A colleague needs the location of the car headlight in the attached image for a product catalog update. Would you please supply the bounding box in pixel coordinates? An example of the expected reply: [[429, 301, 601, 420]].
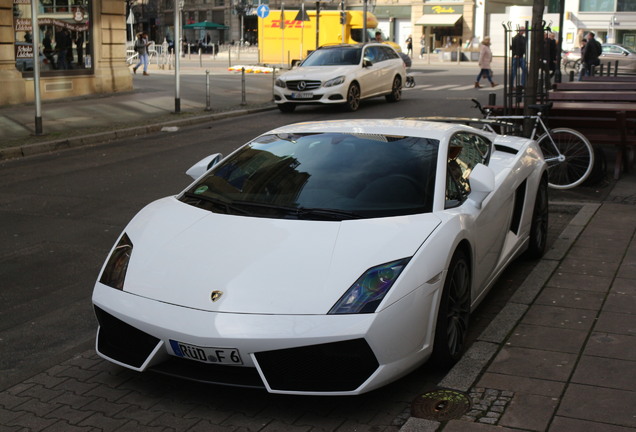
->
[[323, 76, 346, 87], [329, 258, 411, 314], [275, 78, 286, 88], [99, 233, 133, 290]]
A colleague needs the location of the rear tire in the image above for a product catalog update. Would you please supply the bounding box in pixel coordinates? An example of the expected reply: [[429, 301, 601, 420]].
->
[[432, 249, 471, 367], [525, 175, 549, 259], [537, 128, 594, 189], [278, 103, 296, 113], [385, 75, 402, 102]]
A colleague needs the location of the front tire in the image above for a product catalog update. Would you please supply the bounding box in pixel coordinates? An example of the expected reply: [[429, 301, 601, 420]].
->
[[344, 82, 361, 112], [432, 249, 471, 367], [385, 75, 402, 102], [525, 175, 549, 259]]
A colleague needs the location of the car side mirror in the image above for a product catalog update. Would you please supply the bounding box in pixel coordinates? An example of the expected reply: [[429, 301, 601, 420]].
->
[[363, 58, 373, 67], [186, 153, 223, 180], [468, 163, 495, 209]]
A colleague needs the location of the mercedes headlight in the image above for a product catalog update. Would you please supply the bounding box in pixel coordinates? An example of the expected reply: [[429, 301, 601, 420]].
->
[[324, 76, 346, 87], [275, 78, 287, 88], [329, 258, 410, 314]]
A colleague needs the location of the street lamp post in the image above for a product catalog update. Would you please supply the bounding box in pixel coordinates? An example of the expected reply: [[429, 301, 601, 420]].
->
[[174, 0, 184, 113]]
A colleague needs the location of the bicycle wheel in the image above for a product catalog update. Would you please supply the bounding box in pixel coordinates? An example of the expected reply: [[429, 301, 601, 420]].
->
[[536, 128, 595, 189]]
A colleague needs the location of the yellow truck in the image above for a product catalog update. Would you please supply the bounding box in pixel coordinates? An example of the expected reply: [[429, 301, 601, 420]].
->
[[258, 10, 399, 66]]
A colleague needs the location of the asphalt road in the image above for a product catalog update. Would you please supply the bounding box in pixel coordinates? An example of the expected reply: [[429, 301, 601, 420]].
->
[[0, 73, 583, 431]]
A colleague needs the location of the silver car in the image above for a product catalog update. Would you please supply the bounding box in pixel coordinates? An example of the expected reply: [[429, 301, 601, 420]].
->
[[601, 44, 636, 72]]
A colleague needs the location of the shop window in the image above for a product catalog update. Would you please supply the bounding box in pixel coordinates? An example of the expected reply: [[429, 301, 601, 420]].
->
[[13, 0, 92, 75], [579, 0, 614, 12], [618, 0, 636, 11]]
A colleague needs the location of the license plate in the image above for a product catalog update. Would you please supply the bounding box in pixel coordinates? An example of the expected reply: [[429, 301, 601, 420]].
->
[[169, 340, 243, 365], [290, 91, 313, 99]]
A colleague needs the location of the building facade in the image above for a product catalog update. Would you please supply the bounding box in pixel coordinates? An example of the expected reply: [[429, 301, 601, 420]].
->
[[1, 0, 131, 106]]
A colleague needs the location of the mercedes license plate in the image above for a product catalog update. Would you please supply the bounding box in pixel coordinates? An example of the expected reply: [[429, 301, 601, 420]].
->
[[169, 340, 243, 365], [291, 91, 313, 99]]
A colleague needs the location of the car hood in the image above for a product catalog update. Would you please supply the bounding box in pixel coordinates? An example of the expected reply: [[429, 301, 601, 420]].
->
[[118, 197, 441, 315], [281, 65, 358, 81]]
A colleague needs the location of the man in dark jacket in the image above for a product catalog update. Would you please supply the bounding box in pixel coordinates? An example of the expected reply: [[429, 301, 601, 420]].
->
[[579, 31, 602, 80], [510, 27, 526, 87]]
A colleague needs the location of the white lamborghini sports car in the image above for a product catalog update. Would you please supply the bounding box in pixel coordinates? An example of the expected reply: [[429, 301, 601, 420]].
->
[[92, 119, 548, 395]]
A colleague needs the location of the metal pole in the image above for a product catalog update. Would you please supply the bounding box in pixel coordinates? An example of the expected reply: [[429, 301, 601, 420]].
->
[[241, 67, 247, 106], [199, 48, 202, 67], [205, 69, 211, 111], [30, 0, 43, 135], [272, 66, 276, 101], [315, 1, 320, 48], [362, 0, 367, 43], [174, 0, 182, 113]]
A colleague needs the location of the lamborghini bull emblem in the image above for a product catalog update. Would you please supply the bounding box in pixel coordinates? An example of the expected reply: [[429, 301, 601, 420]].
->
[[211, 290, 223, 302]]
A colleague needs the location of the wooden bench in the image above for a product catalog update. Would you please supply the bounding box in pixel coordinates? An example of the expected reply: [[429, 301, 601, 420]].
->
[[554, 81, 636, 91], [582, 75, 636, 82], [548, 91, 636, 102]]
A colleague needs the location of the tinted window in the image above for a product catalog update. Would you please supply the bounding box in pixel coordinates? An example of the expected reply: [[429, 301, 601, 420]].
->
[[445, 132, 492, 208], [300, 47, 361, 66], [181, 132, 440, 220]]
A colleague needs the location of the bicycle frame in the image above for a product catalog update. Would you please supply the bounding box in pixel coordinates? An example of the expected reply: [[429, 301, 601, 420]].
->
[[479, 111, 563, 164]]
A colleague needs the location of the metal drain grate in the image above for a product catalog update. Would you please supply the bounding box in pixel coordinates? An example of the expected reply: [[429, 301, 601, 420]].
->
[[411, 389, 471, 421]]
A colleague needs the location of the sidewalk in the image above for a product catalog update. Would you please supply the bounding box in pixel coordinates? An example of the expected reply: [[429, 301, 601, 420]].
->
[[401, 175, 636, 431]]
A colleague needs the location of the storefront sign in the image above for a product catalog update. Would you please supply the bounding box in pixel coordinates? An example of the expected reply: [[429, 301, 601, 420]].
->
[[15, 18, 89, 32], [424, 5, 464, 14]]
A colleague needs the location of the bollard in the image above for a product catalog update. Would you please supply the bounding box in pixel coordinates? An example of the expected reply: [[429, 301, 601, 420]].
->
[[228, 46, 232, 68], [569, 70, 574, 82], [241, 67, 247, 106], [205, 70, 211, 111], [488, 93, 496, 106], [614, 60, 619, 77], [199, 48, 203, 67], [272, 66, 277, 102]]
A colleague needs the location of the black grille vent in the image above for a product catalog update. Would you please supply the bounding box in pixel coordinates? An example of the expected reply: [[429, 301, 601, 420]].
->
[[255, 339, 379, 392], [286, 80, 322, 91], [151, 357, 265, 388], [94, 306, 160, 368]]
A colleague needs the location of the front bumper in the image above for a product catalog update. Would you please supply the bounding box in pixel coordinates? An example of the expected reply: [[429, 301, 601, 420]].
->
[[273, 86, 346, 105], [92, 282, 439, 395]]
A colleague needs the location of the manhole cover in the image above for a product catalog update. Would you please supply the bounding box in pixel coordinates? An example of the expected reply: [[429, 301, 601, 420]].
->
[[411, 389, 471, 421]]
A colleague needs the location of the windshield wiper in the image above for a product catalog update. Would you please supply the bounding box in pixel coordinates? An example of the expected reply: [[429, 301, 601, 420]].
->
[[232, 201, 362, 220], [183, 192, 249, 215]]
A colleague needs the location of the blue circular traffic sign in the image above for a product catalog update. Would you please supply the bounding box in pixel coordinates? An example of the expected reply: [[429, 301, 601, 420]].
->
[[257, 5, 270, 18]]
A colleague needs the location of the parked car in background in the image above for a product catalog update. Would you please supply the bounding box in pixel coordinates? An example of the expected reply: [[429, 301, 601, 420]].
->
[[601, 43, 636, 72], [274, 43, 406, 112]]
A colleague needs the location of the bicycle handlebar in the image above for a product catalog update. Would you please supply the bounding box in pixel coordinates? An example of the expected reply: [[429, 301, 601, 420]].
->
[[471, 98, 488, 117]]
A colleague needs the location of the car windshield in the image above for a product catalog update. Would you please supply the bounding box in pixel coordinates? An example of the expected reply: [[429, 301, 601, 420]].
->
[[180, 132, 439, 220], [300, 47, 362, 66]]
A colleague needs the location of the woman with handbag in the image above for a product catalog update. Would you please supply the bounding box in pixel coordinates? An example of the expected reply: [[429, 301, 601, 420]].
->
[[475, 37, 497, 88]]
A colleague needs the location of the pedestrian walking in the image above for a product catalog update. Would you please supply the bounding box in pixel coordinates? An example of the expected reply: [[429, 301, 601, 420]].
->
[[133, 32, 150, 76], [475, 37, 497, 88], [510, 27, 527, 87], [405, 35, 413, 57]]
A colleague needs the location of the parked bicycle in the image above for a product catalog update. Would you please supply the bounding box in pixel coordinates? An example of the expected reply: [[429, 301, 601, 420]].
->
[[472, 99, 595, 189]]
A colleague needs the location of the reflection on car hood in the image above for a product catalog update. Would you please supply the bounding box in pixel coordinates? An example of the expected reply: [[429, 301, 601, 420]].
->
[[120, 197, 441, 315], [281, 65, 359, 81]]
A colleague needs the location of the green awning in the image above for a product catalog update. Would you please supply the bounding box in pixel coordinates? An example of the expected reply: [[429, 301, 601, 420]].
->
[[183, 21, 228, 30]]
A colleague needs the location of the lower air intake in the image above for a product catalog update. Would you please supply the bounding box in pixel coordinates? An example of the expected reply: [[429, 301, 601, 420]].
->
[[94, 306, 160, 368], [255, 338, 379, 392]]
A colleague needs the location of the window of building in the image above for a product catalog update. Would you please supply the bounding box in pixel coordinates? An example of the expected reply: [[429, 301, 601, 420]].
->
[[618, 0, 636, 11], [579, 0, 614, 12], [13, 0, 92, 75]]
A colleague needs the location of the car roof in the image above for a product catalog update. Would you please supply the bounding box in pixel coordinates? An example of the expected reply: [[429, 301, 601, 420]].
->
[[263, 119, 482, 141]]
